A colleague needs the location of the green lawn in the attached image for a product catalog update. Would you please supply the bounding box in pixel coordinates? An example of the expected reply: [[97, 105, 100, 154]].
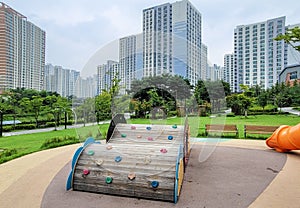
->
[[0, 114, 299, 164], [130, 114, 300, 138]]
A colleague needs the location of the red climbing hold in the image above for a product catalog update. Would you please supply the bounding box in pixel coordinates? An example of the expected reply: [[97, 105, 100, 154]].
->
[[147, 137, 154, 141], [160, 148, 168, 153], [83, 169, 90, 175]]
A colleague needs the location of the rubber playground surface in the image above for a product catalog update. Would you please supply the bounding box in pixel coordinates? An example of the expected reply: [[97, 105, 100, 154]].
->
[[1, 139, 300, 208]]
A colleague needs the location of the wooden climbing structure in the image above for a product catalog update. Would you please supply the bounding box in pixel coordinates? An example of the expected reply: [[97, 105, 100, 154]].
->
[[66, 114, 190, 203]]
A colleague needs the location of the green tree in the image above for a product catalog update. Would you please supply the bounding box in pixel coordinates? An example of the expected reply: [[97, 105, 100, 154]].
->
[[0, 96, 11, 137], [30, 96, 44, 127], [95, 91, 112, 122], [257, 91, 268, 112], [275, 26, 300, 51]]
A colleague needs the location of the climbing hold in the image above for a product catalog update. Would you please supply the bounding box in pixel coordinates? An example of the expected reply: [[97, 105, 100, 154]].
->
[[147, 137, 153, 141], [115, 156, 122, 162], [131, 126, 136, 130], [160, 148, 168, 153], [151, 181, 159, 188], [95, 159, 104, 166], [106, 176, 113, 184], [83, 169, 90, 175], [87, 150, 95, 156], [106, 145, 113, 150], [144, 156, 151, 164], [128, 172, 136, 180], [121, 133, 127, 138], [137, 135, 142, 139], [172, 124, 177, 129], [146, 126, 152, 130], [168, 135, 173, 140]]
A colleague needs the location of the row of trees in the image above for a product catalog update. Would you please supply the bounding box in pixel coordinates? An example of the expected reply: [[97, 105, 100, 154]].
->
[[0, 88, 72, 136]]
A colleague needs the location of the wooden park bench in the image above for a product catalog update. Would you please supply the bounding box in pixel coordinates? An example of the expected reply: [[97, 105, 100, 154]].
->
[[244, 125, 279, 138], [205, 124, 238, 138]]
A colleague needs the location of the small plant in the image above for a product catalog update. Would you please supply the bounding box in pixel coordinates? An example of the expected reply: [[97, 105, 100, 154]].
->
[[40, 136, 80, 149], [0, 148, 18, 158]]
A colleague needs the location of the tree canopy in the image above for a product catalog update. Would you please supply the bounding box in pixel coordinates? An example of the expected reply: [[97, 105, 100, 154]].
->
[[275, 26, 300, 51]]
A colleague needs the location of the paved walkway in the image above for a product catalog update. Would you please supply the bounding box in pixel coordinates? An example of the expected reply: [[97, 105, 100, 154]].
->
[[0, 139, 300, 207]]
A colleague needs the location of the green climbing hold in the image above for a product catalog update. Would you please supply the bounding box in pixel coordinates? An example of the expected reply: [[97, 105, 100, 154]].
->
[[172, 124, 177, 129], [87, 150, 95, 156], [106, 176, 113, 184], [121, 133, 127, 138]]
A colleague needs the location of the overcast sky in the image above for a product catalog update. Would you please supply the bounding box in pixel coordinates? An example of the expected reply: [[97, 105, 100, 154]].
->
[[3, 0, 300, 74]]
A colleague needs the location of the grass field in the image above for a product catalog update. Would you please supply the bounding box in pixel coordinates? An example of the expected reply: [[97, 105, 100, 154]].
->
[[0, 114, 299, 164]]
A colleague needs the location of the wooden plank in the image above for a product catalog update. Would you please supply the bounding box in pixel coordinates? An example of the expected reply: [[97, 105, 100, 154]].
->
[[74, 164, 176, 178], [244, 125, 279, 137], [73, 183, 174, 202], [73, 173, 175, 189]]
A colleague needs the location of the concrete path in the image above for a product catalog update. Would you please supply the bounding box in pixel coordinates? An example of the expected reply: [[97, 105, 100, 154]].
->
[[280, 107, 300, 116], [0, 139, 300, 207]]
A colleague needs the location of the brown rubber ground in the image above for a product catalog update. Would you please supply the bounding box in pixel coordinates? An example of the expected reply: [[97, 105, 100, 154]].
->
[[1, 140, 300, 208]]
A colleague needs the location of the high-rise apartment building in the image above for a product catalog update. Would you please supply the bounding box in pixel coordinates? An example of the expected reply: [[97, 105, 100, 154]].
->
[[44, 64, 79, 97], [143, 0, 202, 86], [0, 2, 45, 91], [224, 54, 235, 91], [207, 64, 224, 81], [200, 43, 208, 80], [119, 34, 143, 93], [233, 16, 287, 92], [75, 75, 97, 98], [97, 60, 119, 94]]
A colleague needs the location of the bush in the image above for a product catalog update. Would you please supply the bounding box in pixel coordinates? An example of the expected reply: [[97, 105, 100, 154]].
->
[[40, 136, 80, 149], [226, 112, 235, 117], [249, 104, 277, 114], [168, 110, 178, 117], [15, 124, 36, 130], [44, 122, 56, 128], [0, 148, 17, 158], [2, 126, 13, 132]]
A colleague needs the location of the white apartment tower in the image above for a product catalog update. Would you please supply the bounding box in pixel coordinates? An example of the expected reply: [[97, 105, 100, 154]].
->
[[119, 35, 136, 92], [224, 54, 235, 91], [200, 43, 208, 80], [234, 16, 287, 92], [143, 0, 202, 86], [0, 2, 45, 91], [119, 34, 144, 93], [97, 60, 119, 94], [44, 64, 80, 97]]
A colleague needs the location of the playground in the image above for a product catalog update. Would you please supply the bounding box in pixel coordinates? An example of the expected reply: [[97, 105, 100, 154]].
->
[[1, 119, 300, 207]]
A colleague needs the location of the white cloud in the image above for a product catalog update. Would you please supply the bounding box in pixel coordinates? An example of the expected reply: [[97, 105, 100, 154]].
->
[[3, 0, 300, 69]]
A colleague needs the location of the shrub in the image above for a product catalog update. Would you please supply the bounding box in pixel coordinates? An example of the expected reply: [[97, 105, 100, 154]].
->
[[44, 122, 56, 128], [226, 112, 235, 117], [14, 124, 36, 130], [40, 136, 80, 149], [2, 126, 13, 132], [0, 148, 17, 158]]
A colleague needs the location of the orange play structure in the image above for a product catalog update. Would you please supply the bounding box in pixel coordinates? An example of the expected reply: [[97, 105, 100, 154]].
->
[[266, 123, 300, 152]]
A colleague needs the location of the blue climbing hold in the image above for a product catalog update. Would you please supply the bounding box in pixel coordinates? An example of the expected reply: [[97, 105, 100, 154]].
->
[[146, 126, 152, 130], [151, 181, 159, 188], [115, 156, 122, 163], [168, 135, 173, 140]]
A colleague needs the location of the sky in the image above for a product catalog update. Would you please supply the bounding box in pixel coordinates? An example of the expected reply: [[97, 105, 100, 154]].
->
[[3, 0, 300, 75]]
